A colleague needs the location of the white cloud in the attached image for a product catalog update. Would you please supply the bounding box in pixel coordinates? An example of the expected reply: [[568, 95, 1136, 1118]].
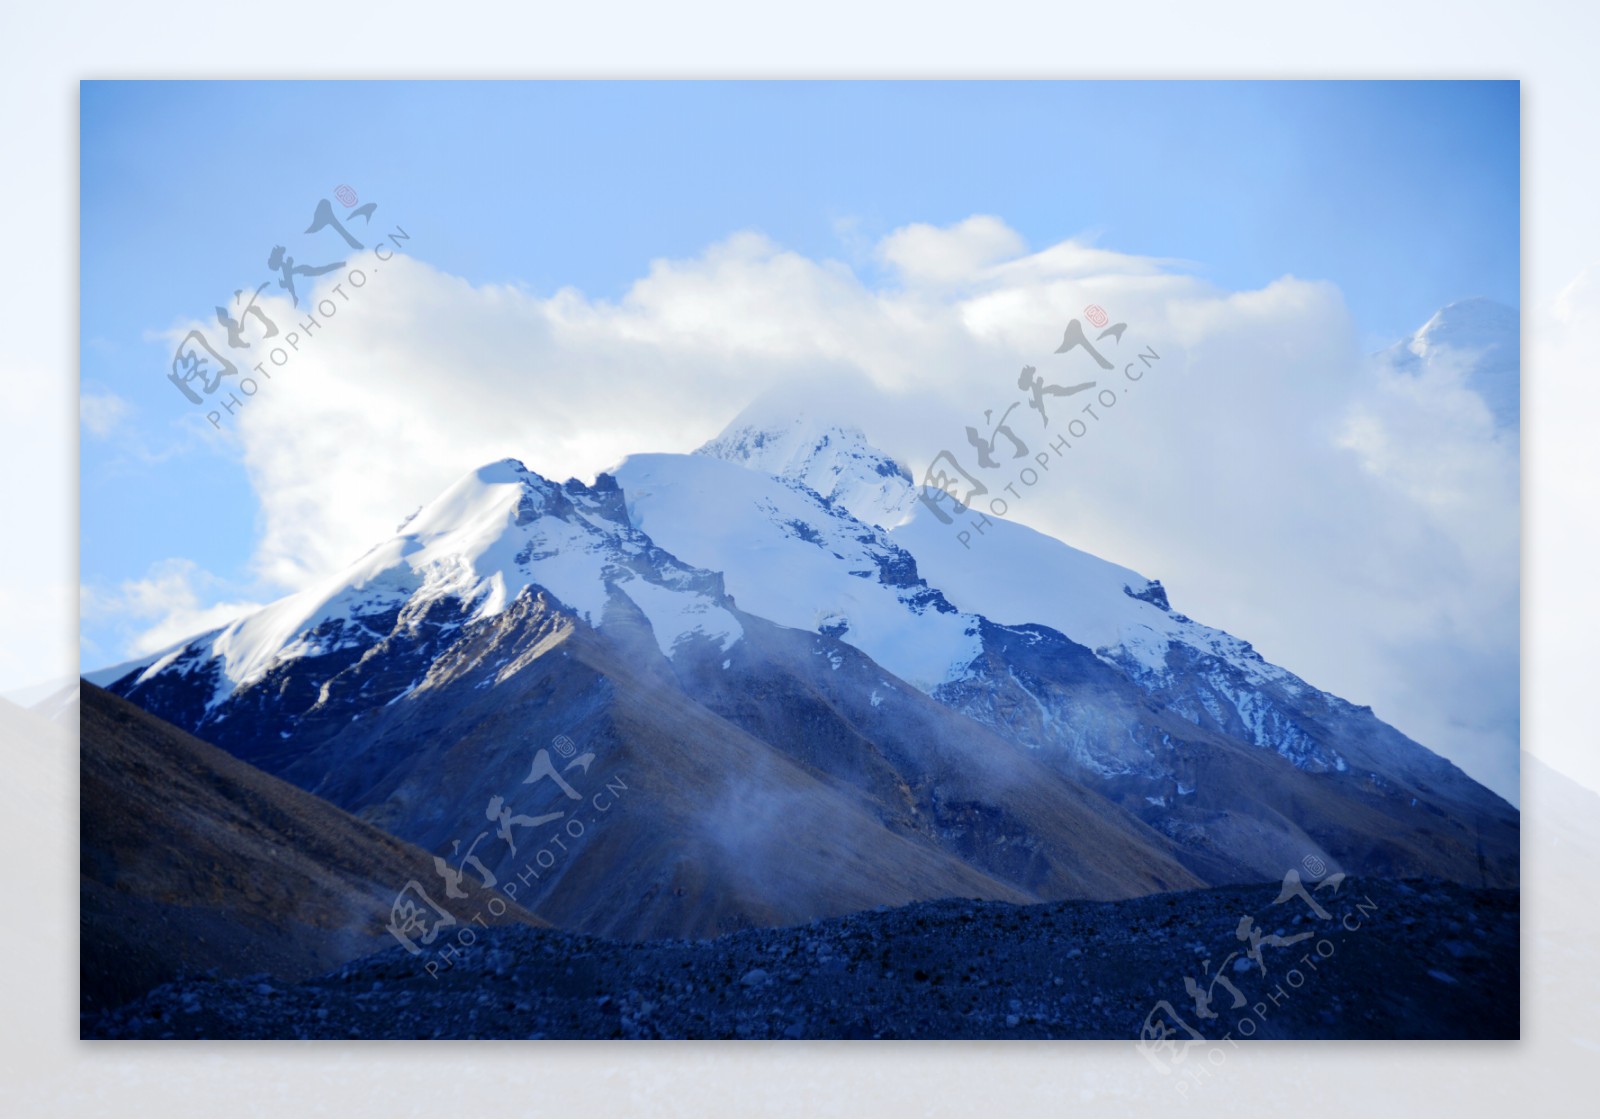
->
[[79, 389, 130, 438], [878, 214, 1027, 286], [150, 218, 1520, 800], [81, 559, 262, 661]]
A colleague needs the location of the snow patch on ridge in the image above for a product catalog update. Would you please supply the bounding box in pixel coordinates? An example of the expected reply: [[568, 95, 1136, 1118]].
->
[[615, 578, 743, 659], [615, 452, 983, 692]]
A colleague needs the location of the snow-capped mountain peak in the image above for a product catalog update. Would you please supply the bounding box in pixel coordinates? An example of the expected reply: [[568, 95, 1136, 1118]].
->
[[695, 398, 919, 529], [87, 458, 743, 708], [92, 389, 1518, 907], [1386, 296, 1520, 430], [1407, 296, 1519, 359]]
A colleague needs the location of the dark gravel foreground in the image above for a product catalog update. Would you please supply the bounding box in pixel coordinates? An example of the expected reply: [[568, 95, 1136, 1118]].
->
[[84, 878, 1517, 1040]]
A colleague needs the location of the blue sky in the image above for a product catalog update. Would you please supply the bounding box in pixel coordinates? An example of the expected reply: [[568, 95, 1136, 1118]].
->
[[80, 79, 1520, 667]]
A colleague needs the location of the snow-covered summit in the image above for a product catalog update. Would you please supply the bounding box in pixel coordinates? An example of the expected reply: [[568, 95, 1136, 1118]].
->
[[695, 397, 920, 529], [652, 406, 1347, 772], [1408, 297, 1518, 358]]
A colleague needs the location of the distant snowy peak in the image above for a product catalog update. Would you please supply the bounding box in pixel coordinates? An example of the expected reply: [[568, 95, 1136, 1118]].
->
[[695, 403, 919, 529], [1387, 296, 1520, 430], [1408, 297, 1519, 359]]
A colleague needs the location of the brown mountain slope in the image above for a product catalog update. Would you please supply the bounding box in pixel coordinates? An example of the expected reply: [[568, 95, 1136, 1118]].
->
[[80, 682, 541, 1014], [254, 589, 1203, 941]]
